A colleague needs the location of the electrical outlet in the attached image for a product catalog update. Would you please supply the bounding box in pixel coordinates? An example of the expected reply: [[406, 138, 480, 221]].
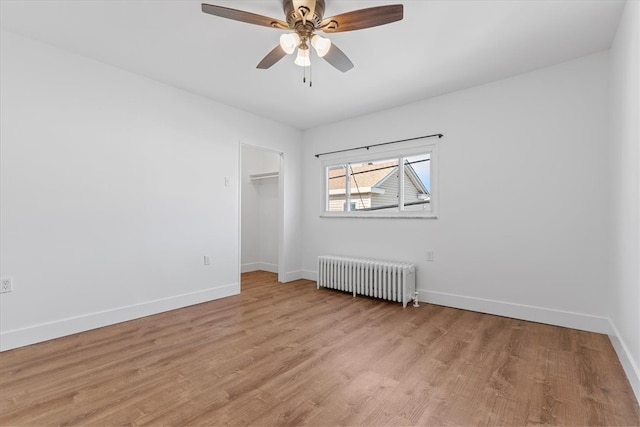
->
[[426, 251, 434, 262], [1, 277, 13, 293], [204, 256, 211, 266]]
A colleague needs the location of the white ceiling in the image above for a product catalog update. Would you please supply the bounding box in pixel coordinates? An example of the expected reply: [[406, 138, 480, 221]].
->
[[0, 0, 625, 130]]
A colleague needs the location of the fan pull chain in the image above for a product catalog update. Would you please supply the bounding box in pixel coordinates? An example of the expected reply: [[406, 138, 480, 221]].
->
[[309, 59, 313, 87], [301, 55, 312, 88]]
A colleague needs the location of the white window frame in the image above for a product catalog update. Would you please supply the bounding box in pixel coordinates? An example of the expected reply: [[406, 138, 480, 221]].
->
[[320, 140, 439, 219]]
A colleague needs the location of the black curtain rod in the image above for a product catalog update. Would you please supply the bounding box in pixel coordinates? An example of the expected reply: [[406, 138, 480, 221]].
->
[[314, 133, 443, 158]]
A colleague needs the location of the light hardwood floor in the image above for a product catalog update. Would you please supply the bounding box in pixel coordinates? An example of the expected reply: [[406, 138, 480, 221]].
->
[[1, 271, 638, 426]]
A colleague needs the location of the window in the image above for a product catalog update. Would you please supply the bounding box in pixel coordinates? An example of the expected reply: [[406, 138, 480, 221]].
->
[[322, 142, 438, 218]]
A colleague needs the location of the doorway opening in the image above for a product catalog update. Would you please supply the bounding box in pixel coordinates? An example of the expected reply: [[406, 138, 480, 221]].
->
[[240, 145, 283, 288]]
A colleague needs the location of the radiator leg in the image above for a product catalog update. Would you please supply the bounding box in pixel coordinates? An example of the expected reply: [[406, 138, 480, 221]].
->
[[413, 291, 420, 308]]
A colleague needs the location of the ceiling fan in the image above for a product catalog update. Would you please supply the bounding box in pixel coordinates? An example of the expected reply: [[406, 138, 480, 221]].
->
[[201, 0, 403, 73]]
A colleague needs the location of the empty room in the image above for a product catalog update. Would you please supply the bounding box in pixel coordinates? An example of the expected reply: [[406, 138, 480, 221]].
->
[[0, 0, 639, 425]]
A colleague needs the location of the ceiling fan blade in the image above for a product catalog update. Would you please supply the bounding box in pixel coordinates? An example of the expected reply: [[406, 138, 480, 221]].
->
[[319, 4, 403, 33], [201, 3, 288, 29], [322, 43, 354, 73], [256, 45, 288, 69]]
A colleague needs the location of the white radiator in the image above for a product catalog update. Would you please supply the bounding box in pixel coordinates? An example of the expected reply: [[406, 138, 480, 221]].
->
[[317, 255, 417, 307]]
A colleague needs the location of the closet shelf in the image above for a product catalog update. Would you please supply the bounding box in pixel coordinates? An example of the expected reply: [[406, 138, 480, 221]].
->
[[249, 172, 279, 182]]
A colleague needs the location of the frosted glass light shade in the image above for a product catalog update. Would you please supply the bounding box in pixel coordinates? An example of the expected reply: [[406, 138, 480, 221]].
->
[[279, 33, 300, 55], [294, 48, 311, 67], [311, 35, 332, 57]]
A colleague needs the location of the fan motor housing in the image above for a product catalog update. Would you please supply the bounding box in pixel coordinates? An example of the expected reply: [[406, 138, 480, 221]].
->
[[283, 0, 325, 28]]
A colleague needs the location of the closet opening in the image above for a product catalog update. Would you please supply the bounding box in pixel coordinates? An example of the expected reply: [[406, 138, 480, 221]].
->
[[240, 145, 283, 288]]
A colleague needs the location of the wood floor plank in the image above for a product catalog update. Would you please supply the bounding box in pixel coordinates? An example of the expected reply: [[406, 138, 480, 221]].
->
[[0, 271, 638, 426]]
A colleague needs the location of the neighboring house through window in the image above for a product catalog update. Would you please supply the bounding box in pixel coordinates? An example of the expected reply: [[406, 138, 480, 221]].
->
[[322, 141, 438, 218]]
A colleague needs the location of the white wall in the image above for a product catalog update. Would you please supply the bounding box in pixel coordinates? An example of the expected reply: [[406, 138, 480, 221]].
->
[[241, 146, 280, 274], [302, 52, 612, 333], [610, 0, 640, 400], [0, 30, 302, 350]]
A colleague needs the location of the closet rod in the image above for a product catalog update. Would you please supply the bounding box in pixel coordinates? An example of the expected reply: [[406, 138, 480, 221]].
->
[[314, 133, 443, 158]]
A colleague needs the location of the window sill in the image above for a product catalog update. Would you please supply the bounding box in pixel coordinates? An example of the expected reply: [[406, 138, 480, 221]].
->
[[320, 212, 438, 219]]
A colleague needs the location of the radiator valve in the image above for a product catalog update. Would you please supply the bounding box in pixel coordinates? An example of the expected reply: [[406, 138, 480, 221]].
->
[[413, 291, 420, 308]]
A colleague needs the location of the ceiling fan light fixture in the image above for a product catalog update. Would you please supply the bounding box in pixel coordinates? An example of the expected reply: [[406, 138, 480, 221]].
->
[[279, 32, 300, 54], [294, 48, 311, 67], [311, 34, 332, 57], [202, 1, 403, 74]]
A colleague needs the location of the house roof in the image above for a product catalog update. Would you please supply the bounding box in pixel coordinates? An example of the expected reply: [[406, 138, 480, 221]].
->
[[404, 163, 430, 195], [328, 161, 429, 195], [328, 162, 398, 191]]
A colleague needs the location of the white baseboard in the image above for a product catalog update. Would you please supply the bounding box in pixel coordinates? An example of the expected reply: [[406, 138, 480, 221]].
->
[[302, 270, 317, 281], [419, 289, 613, 334], [241, 262, 260, 273], [608, 321, 640, 403], [241, 265, 300, 282], [0, 283, 239, 352], [241, 262, 278, 273], [305, 269, 611, 333], [282, 270, 303, 282]]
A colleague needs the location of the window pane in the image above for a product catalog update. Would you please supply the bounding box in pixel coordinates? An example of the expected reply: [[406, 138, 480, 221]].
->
[[327, 165, 347, 211], [322, 143, 437, 218], [403, 154, 431, 212], [348, 159, 399, 212]]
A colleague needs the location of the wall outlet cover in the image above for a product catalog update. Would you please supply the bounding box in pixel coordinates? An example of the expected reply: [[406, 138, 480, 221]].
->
[[1, 277, 13, 293]]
